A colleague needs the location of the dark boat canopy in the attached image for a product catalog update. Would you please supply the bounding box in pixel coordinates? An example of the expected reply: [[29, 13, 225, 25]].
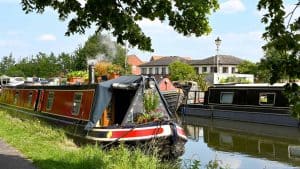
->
[[85, 75, 142, 130]]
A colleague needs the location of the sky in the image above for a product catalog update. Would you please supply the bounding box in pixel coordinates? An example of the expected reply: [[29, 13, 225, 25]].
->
[[0, 0, 298, 62]]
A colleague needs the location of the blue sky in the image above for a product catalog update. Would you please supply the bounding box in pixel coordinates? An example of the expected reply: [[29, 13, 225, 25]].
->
[[0, 0, 298, 62]]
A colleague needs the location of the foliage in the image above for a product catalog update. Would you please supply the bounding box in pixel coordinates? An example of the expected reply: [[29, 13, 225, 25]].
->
[[143, 90, 160, 114], [169, 61, 196, 81], [219, 76, 251, 84], [237, 60, 270, 83], [57, 52, 75, 74], [284, 83, 300, 120], [21, 0, 219, 51], [191, 74, 209, 91], [66, 71, 88, 79], [258, 1, 300, 117], [108, 64, 122, 74], [136, 90, 164, 123], [73, 33, 127, 71], [237, 60, 258, 74], [0, 53, 15, 75], [94, 61, 112, 77]]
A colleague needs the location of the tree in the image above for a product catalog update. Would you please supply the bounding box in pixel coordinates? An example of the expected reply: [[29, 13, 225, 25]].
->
[[58, 52, 75, 74], [21, 0, 219, 51], [258, 1, 300, 117], [0, 53, 15, 75], [237, 60, 270, 82], [237, 61, 258, 75], [74, 33, 128, 71], [168, 61, 196, 81]]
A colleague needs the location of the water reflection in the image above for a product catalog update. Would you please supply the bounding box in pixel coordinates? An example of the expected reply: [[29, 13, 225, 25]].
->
[[181, 116, 300, 168]]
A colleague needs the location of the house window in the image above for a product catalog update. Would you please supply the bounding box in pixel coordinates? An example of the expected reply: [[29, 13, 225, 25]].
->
[[14, 91, 19, 104], [194, 67, 199, 74], [149, 68, 153, 74], [162, 67, 166, 75], [46, 91, 55, 110], [141, 68, 147, 74], [202, 67, 207, 73], [232, 67, 236, 73], [223, 67, 228, 73], [259, 93, 275, 105], [210, 66, 217, 73], [72, 92, 83, 116], [220, 92, 234, 104], [155, 67, 159, 74]]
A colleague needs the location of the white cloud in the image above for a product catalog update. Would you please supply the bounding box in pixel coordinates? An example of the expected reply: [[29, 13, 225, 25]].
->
[[38, 34, 56, 41], [219, 0, 246, 14]]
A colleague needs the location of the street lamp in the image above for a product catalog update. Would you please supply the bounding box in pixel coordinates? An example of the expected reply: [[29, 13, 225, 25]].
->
[[215, 37, 221, 73]]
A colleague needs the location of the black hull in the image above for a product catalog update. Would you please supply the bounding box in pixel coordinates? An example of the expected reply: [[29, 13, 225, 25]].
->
[[182, 104, 300, 127]]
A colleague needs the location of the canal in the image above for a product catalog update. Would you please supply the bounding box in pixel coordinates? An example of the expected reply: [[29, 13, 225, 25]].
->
[[180, 116, 300, 169]]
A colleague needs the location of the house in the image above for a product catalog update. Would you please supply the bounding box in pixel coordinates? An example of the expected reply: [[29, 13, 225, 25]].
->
[[190, 55, 244, 74], [127, 54, 144, 75], [139, 56, 188, 75], [139, 55, 254, 84]]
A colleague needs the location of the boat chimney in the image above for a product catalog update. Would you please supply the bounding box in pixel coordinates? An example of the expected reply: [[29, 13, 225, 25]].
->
[[87, 59, 96, 84]]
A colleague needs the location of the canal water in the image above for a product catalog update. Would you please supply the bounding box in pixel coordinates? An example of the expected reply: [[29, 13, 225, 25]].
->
[[180, 116, 300, 169]]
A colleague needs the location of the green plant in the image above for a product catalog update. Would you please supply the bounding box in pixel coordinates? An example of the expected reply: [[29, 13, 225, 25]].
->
[[108, 64, 122, 74], [67, 71, 88, 79], [143, 90, 159, 114]]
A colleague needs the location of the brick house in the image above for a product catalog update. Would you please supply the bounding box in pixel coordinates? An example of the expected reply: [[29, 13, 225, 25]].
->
[[127, 54, 144, 75]]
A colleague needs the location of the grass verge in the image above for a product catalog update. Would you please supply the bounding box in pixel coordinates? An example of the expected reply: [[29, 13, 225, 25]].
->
[[0, 109, 178, 169]]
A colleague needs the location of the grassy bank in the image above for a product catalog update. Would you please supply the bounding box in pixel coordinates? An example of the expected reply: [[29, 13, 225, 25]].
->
[[0, 109, 177, 169]]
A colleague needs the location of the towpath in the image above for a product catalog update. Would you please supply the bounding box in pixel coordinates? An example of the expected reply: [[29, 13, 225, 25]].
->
[[0, 139, 37, 169]]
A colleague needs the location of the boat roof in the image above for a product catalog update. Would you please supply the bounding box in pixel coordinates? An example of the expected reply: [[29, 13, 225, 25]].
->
[[212, 82, 300, 89]]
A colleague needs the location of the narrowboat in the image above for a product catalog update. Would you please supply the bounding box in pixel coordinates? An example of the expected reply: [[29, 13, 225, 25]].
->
[[182, 83, 300, 127], [0, 75, 187, 158]]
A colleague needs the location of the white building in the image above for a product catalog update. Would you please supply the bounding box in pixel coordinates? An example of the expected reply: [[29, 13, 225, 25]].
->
[[139, 55, 254, 84]]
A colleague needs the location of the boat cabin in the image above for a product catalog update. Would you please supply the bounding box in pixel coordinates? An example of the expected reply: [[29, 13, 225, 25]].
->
[[205, 83, 289, 108]]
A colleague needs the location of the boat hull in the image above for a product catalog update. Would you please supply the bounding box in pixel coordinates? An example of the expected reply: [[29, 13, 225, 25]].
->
[[0, 103, 187, 158], [182, 104, 299, 127]]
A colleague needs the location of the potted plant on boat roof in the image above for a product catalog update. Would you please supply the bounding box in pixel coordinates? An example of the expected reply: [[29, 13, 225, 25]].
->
[[107, 64, 122, 80], [67, 71, 88, 84]]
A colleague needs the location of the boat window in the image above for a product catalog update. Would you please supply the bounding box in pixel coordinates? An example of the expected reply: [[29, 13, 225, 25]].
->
[[288, 146, 300, 160], [14, 91, 19, 104], [46, 91, 55, 111], [28, 92, 33, 106], [72, 92, 82, 116], [220, 92, 234, 104], [259, 93, 275, 105]]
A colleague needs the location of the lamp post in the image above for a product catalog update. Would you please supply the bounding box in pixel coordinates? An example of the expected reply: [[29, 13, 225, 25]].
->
[[215, 37, 221, 73]]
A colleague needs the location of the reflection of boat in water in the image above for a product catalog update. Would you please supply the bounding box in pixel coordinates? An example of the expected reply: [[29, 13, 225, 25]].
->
[[182, 84, 300, 127], [182, 116, 300, 166], [0, 76, 187, 158]]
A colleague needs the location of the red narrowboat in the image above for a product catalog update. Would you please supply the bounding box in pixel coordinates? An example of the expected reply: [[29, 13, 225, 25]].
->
[[0, 75, 187, 158]]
